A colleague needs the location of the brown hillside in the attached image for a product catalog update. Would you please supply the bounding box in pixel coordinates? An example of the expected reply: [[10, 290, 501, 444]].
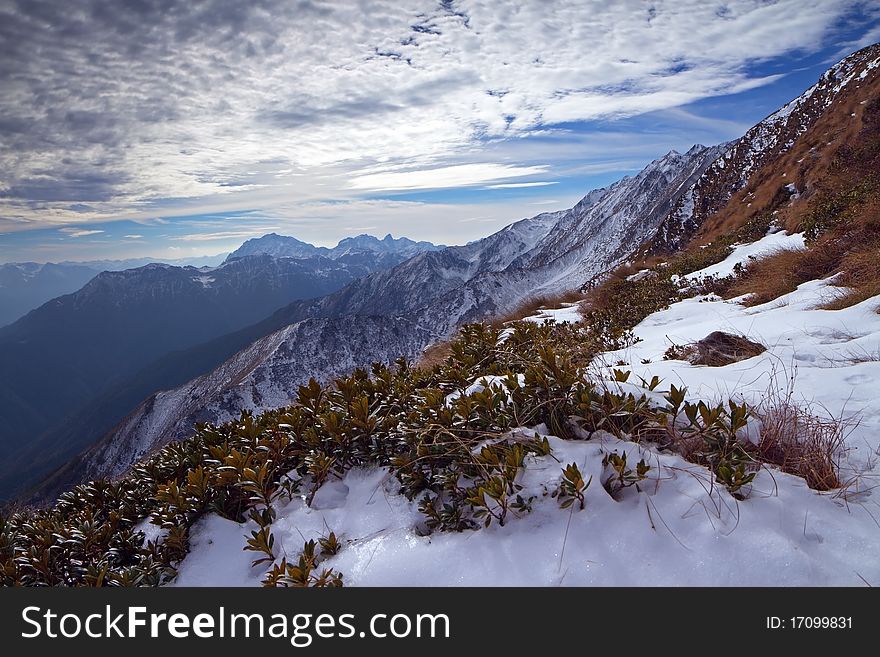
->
[[717, 73, 880, 308], [625, 44, 880, 309], [693, 59, 880, 245]]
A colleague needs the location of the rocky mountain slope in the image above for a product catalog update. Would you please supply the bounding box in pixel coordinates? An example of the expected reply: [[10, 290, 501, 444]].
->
[[61, 316, 438, 487], [52, 146, 720, 490], [650, 42, 880, 252]]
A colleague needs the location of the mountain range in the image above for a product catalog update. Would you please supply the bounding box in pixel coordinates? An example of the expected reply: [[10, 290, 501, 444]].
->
[[0, 253, 228, 328], [228, 232, 443, 261], [0, 234, 440, 498], [39, 145, 721, 493]]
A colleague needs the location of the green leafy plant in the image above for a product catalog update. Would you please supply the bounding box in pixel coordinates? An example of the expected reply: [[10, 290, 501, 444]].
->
[[602, 451, 650, 498], [262, 540, 343, 588], [244, 526, 275, 567], [552, 462, 591, 510], [319, 531, 342, 556]]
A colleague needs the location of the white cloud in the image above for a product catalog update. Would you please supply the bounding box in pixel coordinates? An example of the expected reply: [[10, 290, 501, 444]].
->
[[349, 163, 549, 191], [485, 181, 558, 189], [59, 228, 105, 238], [174, 229, 280, 242]]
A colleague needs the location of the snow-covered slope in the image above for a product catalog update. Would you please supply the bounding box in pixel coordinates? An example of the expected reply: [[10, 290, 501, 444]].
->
[[517, 144, 723, 287], [272, 208, 570, 323], [597, 234, 878, 465], [228, 233, 324, 259], [173, 233, 880, 586]]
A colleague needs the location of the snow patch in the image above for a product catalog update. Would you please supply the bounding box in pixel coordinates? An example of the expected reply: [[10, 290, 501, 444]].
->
[[523, 302, 583, 324], [685, 231, 805, 280]]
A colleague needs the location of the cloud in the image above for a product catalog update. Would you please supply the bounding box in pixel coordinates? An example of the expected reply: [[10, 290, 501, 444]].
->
[[0, 0, 876, 234], [349, 163, 549, 191], [485, 181, 558, 189], [59, 227, 105, 238], [174, 229, 280, 242], [124, 234, 143, 239]]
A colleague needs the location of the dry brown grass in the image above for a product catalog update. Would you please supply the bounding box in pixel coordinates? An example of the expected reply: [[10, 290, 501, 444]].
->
[[755, 406, 845, 491], [751, 379, 856, 491], [727, 239, 844, 306], [599, 91, 880, 313], [416, 339, 453, 369], [723, 94, 880, 308], [725, 228, 880, 310], [821, 285, 880, 311], [819, 235, 880, 310], [693, 73, 880, 245], [664, 428, 706, 466], [488, 289, 584, 327], [646, 77, 880, 311]]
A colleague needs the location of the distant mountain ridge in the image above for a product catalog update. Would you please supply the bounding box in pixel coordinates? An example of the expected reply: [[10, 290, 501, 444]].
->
[[0, 253, 228, 327], [0, 262, 99, 328], [227, 232, 443, 261], [50, 144, 721, 492]]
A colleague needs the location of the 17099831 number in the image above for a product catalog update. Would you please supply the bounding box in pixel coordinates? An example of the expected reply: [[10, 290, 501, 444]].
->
[[766, 617, 852, 629]]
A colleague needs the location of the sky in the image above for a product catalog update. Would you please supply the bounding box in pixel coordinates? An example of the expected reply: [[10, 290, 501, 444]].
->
[[1, 0, 879, 263]]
